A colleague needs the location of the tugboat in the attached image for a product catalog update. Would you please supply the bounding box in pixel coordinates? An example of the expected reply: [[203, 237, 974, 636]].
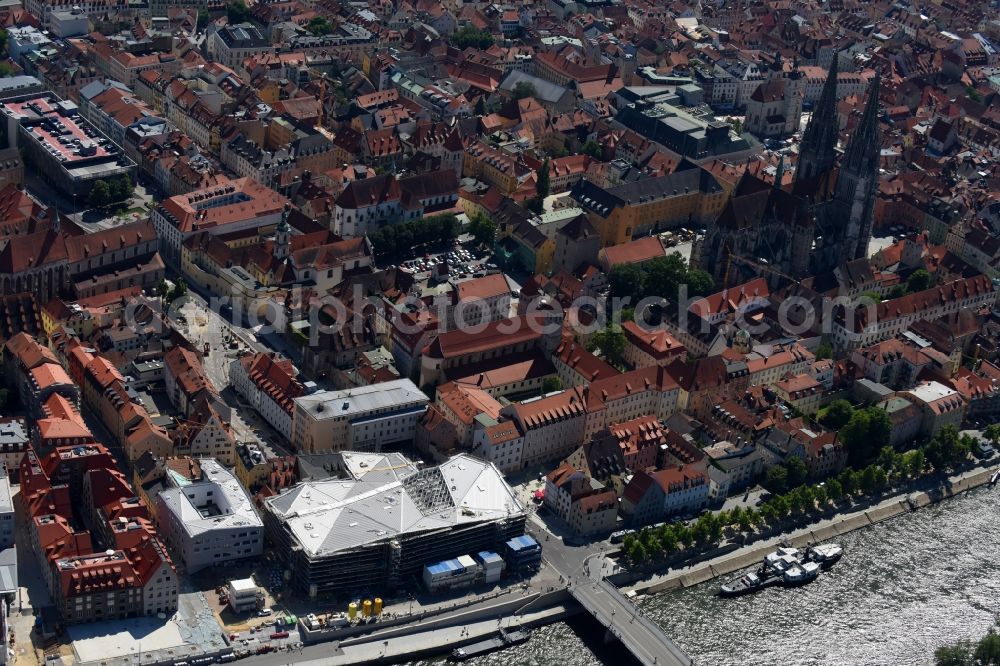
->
[[807, 543, 844, 568], [719, 572, 766, 597]]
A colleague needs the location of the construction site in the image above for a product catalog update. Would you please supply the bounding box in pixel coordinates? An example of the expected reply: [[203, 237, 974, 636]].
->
[[260, 452, 528, 598]]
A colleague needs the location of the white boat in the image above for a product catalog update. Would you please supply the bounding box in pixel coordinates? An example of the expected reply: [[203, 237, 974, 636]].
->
[[783, 561, 821, 586], [990, 470, 1000, 486], [762, 546, 822, 586], [807, 543, 844, 567], [763, 547, 802, 576]]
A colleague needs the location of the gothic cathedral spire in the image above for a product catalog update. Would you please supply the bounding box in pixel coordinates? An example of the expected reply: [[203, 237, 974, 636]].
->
[[836, 74, 882, 261], [795, 53, 840, 183], [838, 74, 881, 177]]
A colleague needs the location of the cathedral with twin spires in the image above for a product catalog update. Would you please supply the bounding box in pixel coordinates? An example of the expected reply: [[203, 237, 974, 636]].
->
[[695, 55, 883, 287]]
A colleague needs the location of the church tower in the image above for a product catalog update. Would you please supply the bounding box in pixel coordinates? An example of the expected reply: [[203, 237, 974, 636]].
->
[[620, 53, 637, 87], [835, 75, 882, 262], [783, 58, 805, 138], [274, 204, 291, 261], [795, 54, 839, 183]]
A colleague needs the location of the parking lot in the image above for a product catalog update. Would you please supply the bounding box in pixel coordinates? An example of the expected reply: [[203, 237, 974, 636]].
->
[[867, 225, 909, 257], [398, 242, 498, 281], [650, 226, 703, 263]]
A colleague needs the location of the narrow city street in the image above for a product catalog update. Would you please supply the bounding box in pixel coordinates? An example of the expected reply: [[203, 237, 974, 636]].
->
[[11, 486, 55, 666], [172, 295, 291, 459]]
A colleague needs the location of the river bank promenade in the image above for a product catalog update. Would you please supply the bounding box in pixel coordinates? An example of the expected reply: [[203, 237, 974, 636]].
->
[[241, 600, 581, 666], [237, 462, 998, 666], [622, 463, 1000, 595]]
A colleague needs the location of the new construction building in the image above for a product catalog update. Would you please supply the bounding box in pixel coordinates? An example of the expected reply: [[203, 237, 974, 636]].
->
[[153, 459, 264, 573], [261, 452, 525, 598]]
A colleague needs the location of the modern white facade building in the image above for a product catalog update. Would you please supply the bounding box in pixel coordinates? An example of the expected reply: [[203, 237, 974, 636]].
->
[[153, 459, 264, 573], [48, 8, 90, 37]]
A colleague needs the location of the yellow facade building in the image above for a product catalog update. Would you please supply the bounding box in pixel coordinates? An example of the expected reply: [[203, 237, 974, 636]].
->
[[571, 165, 728, 246]]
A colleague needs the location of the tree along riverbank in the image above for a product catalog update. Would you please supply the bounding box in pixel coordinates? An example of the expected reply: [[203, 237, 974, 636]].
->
[[615, 457, 998, 594]]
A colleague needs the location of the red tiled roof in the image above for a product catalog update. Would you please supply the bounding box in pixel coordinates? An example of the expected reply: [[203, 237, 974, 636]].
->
[[158, 178, 287, 234], [0, 229, 66, 274], [509, 387, 587, 429], [423, 314, 543, 360], [447, 351, 555, 389], [165, 346, 212, 396], [64, 220, 155, 263], [29, 362, 73, 391], [535, 51, 614, 83], [334, 173, 401, 209], [242, 352, 305, 414], [354, 88, 399, 109], [608, 414, 666, 457], [85, 355, 125, 389], [600, 236, 665, 267], [584, 365, 679, 411], [621, 321, 686, 361], [35, 514, 91, 563], [845, 275, 993, 332], [690, 277, 769, 318], [455, 273, 509, 301], [437, 382, 502, 425], [554, 338, 619, 382]]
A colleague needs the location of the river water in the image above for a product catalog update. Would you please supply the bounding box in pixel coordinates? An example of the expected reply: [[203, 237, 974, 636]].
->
[[410, 486, 1000, 665]]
